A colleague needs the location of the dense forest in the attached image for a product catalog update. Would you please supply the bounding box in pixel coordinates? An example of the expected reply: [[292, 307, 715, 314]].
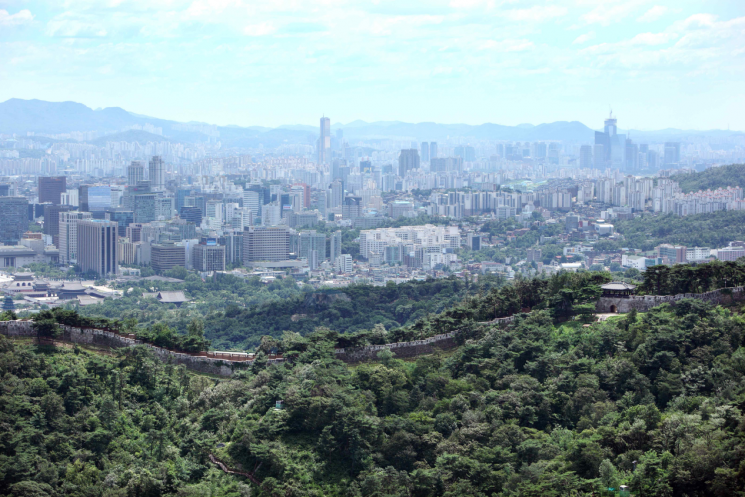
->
[[671, 164, 745, 193], [614, 210, 745, 252], [2, 293, 745, 496], [202, 276, 501, 350]]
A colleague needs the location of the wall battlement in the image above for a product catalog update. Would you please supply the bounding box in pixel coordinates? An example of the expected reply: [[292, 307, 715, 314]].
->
[[596, 286, 745, 313]]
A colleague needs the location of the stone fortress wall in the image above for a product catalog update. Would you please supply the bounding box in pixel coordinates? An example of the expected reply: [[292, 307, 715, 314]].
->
[[4, 285, 740, 372], [596, 286, 745, 313], [0, 320, 284, 377]]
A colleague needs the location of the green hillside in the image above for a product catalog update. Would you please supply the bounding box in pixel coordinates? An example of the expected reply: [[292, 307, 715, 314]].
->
[[671, 163, 745, 193], [2, 291, 745, 496]]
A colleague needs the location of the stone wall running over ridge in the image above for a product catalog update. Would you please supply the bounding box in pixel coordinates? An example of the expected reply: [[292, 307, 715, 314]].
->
[[596, 286, 745, 313], [0, 320, 284, 377]]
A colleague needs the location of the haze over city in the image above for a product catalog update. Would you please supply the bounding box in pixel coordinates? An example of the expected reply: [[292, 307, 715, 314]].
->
[[1, 0, 744, 129]]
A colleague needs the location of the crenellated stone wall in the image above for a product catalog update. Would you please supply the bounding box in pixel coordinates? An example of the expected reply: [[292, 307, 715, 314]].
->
[[335, 332, 458, 363], [0, 321, 278, 376], [595, 286, 745, 313]]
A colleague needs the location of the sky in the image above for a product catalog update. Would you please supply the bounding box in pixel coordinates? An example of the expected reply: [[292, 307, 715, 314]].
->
[[1, 0, 744, 130]]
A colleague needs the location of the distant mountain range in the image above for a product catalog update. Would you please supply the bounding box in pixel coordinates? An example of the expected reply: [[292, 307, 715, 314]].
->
[[0, 98, 741, 149]]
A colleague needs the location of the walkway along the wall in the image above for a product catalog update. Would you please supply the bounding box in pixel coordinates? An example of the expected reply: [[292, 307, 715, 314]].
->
[[0, 320, 285, 377], [4, 285, 740, 371]]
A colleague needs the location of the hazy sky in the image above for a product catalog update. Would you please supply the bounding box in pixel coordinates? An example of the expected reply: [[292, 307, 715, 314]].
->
[[1, 0, 743, 130]]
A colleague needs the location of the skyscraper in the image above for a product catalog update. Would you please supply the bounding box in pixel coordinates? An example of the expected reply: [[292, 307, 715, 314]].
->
[[421, 142, 430, 162], [77, 219, 118, 277], [664, 142, 681, 165], [59, 211, 93, 264], [398, 149, 420, 177], [579, 145, 593, 169], [318, 117, 331, 165], [38, 176, 67, 204], [0, 197, 29, 245], [127, 161, 145, 186], [330, 230, 342, 262], [429, 142, 438, 160], [148, 156, 165, 189]]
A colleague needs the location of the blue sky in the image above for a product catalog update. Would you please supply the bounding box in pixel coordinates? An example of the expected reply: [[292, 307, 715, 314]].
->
[[1, 0, 743, 130]]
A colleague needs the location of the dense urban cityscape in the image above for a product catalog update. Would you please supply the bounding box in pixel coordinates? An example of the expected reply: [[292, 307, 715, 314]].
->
[[2, 0, 745, 494], [1, 109, 744, 313]]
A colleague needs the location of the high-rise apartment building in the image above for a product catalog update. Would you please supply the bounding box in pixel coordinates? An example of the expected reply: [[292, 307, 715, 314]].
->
[[398, 149, 420, 177], [58, 211, 92, 264], [0, 197, 29, 245], [330, 230, 342, 262], [148, 156, 165, 189], [127, 161, 145, 186], [242, 226, 291, 263], [318, 117, 331, 165], [77, 220, 118, 277], [329, 179, 343, 208], [38, 176, 66, 204]]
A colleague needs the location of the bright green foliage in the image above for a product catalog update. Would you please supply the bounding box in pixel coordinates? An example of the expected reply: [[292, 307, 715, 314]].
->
[[639, 259, 745, 295], [671, 164, 745, 193], [3, 291, 744, 496], [615, 210, 745, 252]]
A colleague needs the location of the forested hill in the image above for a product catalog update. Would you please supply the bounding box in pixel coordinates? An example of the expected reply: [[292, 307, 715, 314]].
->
[[204, 277, 497, 350], [2, 291, 745, 495], [671, 163, 745, 193], [614, 210, 745, 251]]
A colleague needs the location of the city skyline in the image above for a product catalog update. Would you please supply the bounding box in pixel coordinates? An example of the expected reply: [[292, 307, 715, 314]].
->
[[0, 1, 743, 129]]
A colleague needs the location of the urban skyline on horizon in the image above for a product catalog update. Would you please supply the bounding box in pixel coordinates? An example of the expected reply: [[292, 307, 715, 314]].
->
[[1, 1, 743, 129]]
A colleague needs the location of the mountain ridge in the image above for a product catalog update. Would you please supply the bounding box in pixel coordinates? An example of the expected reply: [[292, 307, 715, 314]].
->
[[1, 98, 741, 145]]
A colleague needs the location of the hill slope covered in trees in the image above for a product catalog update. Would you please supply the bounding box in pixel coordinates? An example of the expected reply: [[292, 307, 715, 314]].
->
[[671, 164, 745, 193], [2, 294, 745, 496]]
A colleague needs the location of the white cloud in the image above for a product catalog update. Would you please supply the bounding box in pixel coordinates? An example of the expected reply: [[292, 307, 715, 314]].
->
[[46, 17, 109, 37], [573, 31, 595, 44], [580, 0, 649, 26], [480, 38, 534, 52], [637, 5, 668, 23], [503, 5, 568, 22], [243, 22, 275, 36], [0, 9, 34, 26], [629, 31, 677, 45]]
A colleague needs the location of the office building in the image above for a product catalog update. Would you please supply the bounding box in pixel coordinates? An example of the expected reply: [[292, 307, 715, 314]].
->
[[318, 117, 331, 165], [194, 242, 226, 272], [127, 161, 145, 186], [79, 185, 112, 212], [38, 176, 66, 204], [399, 149, 420, 177], [298, 230, 326, 262], [429, 142, 438, 160], [342, 196, 362, 220], [43, 204, 72, 241], [335, 254, 353, 273], [467, 233, 481, 251], [58, 211, 92, 264], [180, 206, 203, 226], [148, 156, 165, 189], [657, 244, 687, 264], [242, 226, 291, 263], [664, 142, 681, 165], [421, 142, 430, 162], [0, 184, 11, 197], [133, 194, 156, 223], [151, 243, 186, 272], [0, 197, 29, 245], [579, 145, 593, 169], [77, 219, 118, 277]]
